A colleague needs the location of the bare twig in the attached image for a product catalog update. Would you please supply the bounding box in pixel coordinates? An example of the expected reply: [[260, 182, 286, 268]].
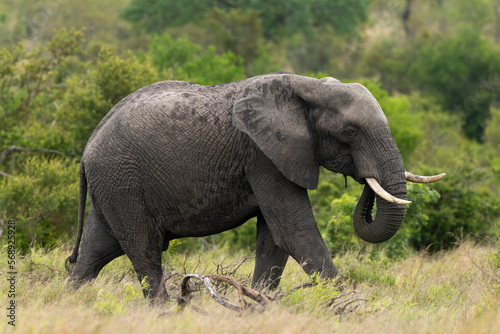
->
[[289, 282, 317, 292], [326, 290, 367, 315], [168, 271, 367, 317], [211, 254, 254, 296]]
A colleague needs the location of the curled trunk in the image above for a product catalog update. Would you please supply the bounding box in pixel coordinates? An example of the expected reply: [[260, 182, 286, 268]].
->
[[353, 182, 407, 244]]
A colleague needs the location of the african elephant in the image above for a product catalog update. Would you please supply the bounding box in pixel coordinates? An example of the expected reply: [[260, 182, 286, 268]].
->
[[66, 72, 444, 303]]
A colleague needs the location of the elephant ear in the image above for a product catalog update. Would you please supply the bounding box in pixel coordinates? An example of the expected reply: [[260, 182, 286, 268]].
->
[[232, 74, 323, 189]]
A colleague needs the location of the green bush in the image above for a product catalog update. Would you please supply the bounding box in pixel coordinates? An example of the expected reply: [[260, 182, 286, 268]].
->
[[0, 157, 80, 253], [413, 165, 500, 252], [485, 108, 500, 189]]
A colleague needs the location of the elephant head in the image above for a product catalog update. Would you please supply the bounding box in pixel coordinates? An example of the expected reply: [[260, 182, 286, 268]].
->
[[233, 73, 444, 244]]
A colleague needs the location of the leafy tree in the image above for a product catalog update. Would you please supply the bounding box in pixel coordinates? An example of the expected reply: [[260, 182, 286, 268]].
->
[[0, 0, 135, 51], [485, 107, 500, 153], [202, 8, 264, 66], [309, 0, 371, 36], [483, 108, 500, 190], [58, 49, 157, 153], [147, 34, 246, 85], [120, 0, 212, 33], [120, 0, 370, 38], [409, 26, 500, 142], [0, 28, 85, 156], [399, 0, 499, 42]]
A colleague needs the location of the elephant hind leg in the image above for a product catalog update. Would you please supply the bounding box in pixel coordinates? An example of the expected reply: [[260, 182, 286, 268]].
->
[[69, 208, 124, 288]]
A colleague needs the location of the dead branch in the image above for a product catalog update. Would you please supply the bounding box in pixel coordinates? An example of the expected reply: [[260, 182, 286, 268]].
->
[[171, 272, 367, 317], [0, 171, 13, 178], [289, 282, 317, 292], [326, 290, 367, 315], [211, 255, 253, 297], [208, 274, 271, 310], [177, 273, 272, 313], [179, 274, 241, 312]]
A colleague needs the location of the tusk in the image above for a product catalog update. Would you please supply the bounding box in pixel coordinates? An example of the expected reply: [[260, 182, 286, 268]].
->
[[365, 178, 411, 205], [405, 171, 446, 183]]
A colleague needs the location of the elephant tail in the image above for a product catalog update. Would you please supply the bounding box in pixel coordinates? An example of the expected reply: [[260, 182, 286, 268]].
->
[[65, 162, 87, 274]]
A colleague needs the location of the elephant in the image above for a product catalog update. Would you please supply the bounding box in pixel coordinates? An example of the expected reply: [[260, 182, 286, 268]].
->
[[65, 72, 444, 303]]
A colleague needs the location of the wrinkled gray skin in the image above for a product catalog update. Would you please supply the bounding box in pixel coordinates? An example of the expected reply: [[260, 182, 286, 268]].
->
[[66, 72, 407, 303]]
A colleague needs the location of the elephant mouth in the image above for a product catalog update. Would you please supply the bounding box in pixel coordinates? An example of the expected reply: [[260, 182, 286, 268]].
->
[[359, 186, 375, 225]]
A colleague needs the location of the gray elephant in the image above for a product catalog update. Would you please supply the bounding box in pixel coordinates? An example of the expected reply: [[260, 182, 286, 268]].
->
[[66, 72, 444, 302]]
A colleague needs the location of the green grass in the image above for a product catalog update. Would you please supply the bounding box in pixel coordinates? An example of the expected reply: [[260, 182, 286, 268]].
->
[[1, 242, 499, 333]]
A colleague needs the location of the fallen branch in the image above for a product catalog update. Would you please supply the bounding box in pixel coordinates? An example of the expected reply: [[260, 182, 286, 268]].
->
[[178, 274, 241, 312], [178, 273, 272, 313], [209, 274, 272, 310], [326, 290, 367, 315], [0, 171, 13, 178], [174, 272, 366, 317]]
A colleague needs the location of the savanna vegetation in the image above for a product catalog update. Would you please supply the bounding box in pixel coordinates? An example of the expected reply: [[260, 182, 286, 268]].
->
[[1, 241, 500, 333], [0, 0, 499, 332]]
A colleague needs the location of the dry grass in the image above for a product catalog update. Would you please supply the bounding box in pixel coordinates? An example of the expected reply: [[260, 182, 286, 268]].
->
[[1, 242, 499, 334]]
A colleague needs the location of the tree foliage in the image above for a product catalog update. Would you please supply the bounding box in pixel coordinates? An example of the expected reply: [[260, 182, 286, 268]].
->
[[414, 165, 500, 252], [147, 35, 246, 85], [120, 0, 370, 38], [361, 0, 500, 142], [409, 26, 500, 142], [202, 8, 264, 65], [0, 28, 85, 149], [58, 49, 157, 153]]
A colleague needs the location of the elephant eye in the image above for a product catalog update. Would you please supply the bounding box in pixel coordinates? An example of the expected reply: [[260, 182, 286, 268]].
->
[[343, 126, 357, 140]]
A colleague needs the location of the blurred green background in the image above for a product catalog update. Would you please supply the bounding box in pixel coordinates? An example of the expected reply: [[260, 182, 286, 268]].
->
[[1, 0, 499, 258]]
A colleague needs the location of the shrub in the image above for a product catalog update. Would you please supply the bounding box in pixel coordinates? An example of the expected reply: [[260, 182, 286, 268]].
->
[[0, 156, 80, 253], [413, 165, 500, 252]]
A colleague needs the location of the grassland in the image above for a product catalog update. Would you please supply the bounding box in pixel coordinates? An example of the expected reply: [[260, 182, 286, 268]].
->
[[1, 241, 499, 334]]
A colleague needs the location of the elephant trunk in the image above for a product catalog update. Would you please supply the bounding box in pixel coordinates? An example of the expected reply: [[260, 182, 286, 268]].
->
[[352, 173, 407, 244]]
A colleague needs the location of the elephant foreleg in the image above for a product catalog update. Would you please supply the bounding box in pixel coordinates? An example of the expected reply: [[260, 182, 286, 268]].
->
[[252, 214, 289, 290], [247, 155, 341, 285]]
